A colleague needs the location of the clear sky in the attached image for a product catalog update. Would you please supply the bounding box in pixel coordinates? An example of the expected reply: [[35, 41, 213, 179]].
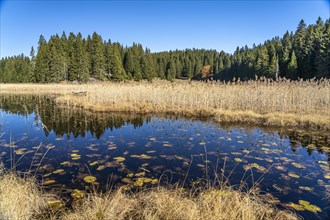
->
[[0, 0, 329, 58]]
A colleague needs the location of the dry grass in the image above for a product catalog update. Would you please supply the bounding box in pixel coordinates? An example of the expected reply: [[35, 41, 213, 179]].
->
[[59, 187, 298, 220], [0, 170, 46, 220], [1, 78, 329, 129], [0, 170, 298, 220]]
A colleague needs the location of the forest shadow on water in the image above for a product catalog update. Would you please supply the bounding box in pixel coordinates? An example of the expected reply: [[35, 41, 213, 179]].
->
[[0, 94, 329, 219]]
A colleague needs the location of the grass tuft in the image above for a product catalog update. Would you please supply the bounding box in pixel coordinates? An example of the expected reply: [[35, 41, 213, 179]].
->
[[0, 170, 46, 220], [0, 170, 298, 220]]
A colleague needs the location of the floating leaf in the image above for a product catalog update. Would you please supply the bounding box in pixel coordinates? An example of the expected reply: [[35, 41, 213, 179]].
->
[[42, 179, 56, 185], [61, 161, 71, 166], [89, 161, 98, 166], [299, 186, 313, 191], [47, 200, 63, 209], [131, 154, 151, 159], [114, 157, 125, 163], [149, 138, 156, 141], [71, 189, 85, 199], [324, 175, 330, 179], [53, 169, 64, 174], [264, 158, 273, 163], [121, 178, 133, 184], [140, 178, 152, 183], [234, 158, 242, 163], [291, 162, 305, 169], [14, 149, 25, 155], [274, 165, 287, 172], [134, 178, 144, 187], [96, 165, 105, 171], [71, 153, 81, 160], [163, 143, 172, 147], [283, 202, 305, 211], [135, 172, 145, 177], [127, 173, 134, 178], [83, 175, 96, 183], [288, 172, 300, 178], [298, 200, 321, 213], [243, 163, 266, 172], [151, 179, 158, 185], [43, 173, 52, 178], [123, 151, 129, 155], [318, 160, 328, 165]]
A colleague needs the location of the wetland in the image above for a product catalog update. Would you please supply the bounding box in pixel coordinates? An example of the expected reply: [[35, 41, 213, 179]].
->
[[0, 94, 329, 219]]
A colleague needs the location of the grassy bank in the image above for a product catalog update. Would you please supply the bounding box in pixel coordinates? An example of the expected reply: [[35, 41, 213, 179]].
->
[[1, 78, 329, 130], [0, 170, 297, 220]]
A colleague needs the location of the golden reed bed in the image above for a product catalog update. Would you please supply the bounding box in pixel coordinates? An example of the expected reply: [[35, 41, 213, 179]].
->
[[1, 78, 329, 130], [0, 171, 297, 220]]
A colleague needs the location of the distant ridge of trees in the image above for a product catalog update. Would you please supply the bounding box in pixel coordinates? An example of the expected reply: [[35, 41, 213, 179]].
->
[[0, 18, 329, 83]]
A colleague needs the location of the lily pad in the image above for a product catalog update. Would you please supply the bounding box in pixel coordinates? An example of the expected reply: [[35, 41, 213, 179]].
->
[[291, 162, 305, 169], [135, 172, 145, 177], [71, 189, 85, 199], [83, 175, 97, 183], [96, 165, 105, 171], [42, 179, 56, 185], [298, 200, 321, 213], [61, 161, 71, 166], [121, 178, 132, 184], [283, 202, 305, 211], [134, 178, 144, 187], [288, 172, 300, 178], [298, 186, 313, 191], [47, 200, 63, 209], [151, 179, 158, 185], [89, 161, 98, 166], [114, 157, 125, 163], [53, 169, 64, 174]]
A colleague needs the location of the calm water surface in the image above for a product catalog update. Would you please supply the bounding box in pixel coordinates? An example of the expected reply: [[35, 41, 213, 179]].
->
[[0, 95, 329, 219]]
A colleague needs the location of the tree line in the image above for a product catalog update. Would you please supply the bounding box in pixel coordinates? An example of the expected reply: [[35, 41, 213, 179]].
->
[[0, 17, 329, 83]]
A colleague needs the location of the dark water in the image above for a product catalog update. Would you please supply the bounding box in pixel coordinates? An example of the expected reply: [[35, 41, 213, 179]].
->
[[0, 95, 329, 219]]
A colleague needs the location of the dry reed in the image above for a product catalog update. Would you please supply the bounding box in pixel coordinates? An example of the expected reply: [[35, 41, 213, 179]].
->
[[1, 78, 329, 129], [0, 170, 297, 220]]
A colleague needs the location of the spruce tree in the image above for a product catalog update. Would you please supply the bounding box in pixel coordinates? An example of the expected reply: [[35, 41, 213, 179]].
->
[[91, 32, 107, 80], [34, 35, 49, 83], [288, 51, 298, 78]]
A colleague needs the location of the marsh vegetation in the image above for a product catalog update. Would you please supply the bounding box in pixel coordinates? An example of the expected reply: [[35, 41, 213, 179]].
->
[[1, 78, 329, 129]]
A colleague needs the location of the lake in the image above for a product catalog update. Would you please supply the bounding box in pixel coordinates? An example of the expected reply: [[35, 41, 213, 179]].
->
[[0, 94, 329, 219]]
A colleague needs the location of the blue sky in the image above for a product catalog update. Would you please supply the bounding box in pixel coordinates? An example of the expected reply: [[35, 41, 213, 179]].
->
[[0, 0, 329, 58]]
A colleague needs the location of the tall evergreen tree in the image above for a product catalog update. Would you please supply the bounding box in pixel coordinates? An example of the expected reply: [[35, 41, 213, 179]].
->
[[91, 32, 107, 80], [34, 35, 49, 83]]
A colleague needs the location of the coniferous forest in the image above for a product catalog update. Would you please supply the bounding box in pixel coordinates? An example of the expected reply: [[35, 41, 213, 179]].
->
[[1, 18, 329, 83]]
